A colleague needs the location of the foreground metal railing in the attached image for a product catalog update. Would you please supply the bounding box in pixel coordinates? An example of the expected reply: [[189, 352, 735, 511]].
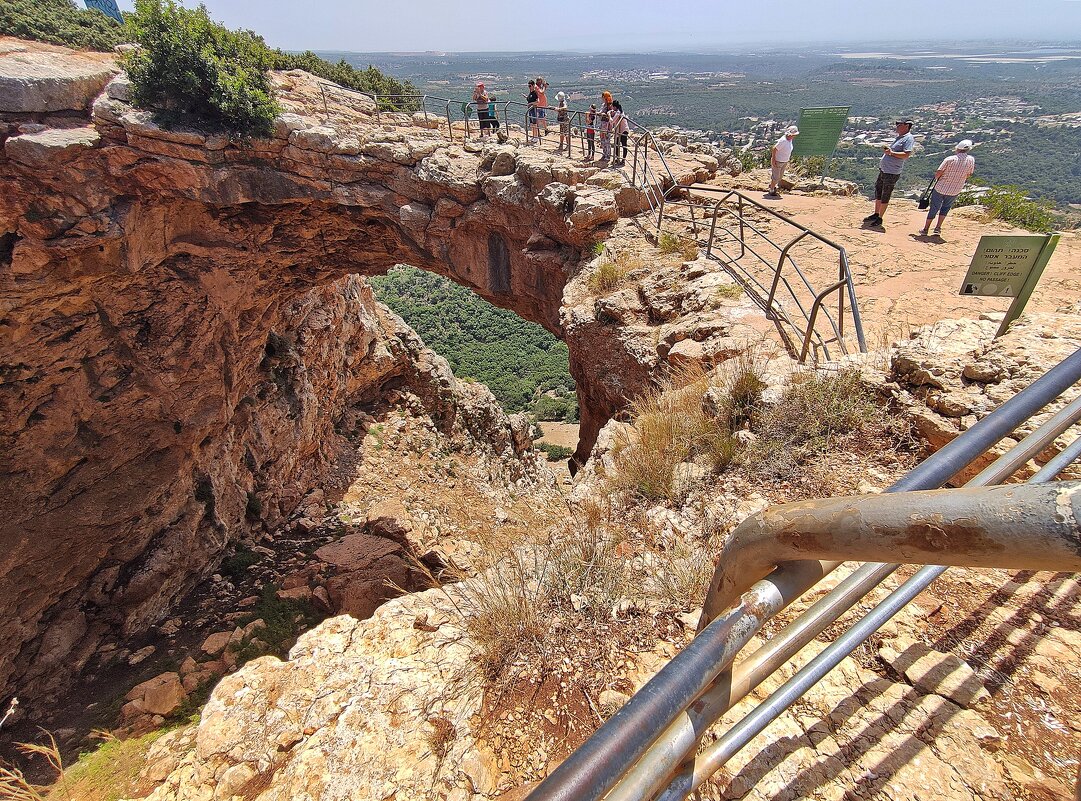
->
[[525, 347, 1081, 801]]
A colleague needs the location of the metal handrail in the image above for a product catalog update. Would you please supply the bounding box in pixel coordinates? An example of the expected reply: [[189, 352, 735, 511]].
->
[[698, 188, 866, 362], [525, 346, 1081, 801]]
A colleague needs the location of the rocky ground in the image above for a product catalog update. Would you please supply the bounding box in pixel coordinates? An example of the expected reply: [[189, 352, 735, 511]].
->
[[106, 310, 1081, 801], [3, 35, 1081, 801]]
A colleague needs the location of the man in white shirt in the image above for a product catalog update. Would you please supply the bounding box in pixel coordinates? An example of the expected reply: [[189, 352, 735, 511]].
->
[[765, 125, 799, 199], [918, 139, 976, 237]]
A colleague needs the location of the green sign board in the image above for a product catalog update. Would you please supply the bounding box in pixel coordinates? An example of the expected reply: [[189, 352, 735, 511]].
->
[[959, 234, 1060, 337], [790, 106, 850, 158]]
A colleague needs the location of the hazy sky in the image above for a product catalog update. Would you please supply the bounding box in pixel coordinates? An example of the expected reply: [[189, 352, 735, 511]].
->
[[109, 0, 1081, 52]]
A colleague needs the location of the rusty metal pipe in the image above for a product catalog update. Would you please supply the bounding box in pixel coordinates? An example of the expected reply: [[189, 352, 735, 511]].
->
[[702, 481, 1081, 621], [609, 397, 1081, 801], [522, 560, 833, 801]]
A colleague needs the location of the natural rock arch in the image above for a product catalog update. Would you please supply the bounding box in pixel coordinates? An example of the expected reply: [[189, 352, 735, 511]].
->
[[0, 63, 688, 697]]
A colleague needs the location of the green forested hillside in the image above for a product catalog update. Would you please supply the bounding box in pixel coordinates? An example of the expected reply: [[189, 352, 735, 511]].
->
[[369, 267, 578, 421]]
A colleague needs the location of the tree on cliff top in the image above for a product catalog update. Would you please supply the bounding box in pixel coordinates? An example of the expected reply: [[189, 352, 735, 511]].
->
[[123, 0, 281, 135], [0, 0, 128, 51]]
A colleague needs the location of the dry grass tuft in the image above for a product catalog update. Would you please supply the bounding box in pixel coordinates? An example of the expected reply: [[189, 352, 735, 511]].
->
[[610, 365, 733, 501], [587, 251, 643, 294], [0, 734, 60, 801], [657, 232, 699, 261], [421, 489, 637, 695], [743, 367, 905, 491]]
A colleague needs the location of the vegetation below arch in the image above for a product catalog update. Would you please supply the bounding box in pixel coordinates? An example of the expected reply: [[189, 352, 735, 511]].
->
[[370, 266, 579, 422]]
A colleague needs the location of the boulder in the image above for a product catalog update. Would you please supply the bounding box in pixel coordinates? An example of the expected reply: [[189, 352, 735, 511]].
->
[[123, 671, 185, 717], [200, 631, 232, 658], [4, 127, 101, 168], [568, 186, 619, 230], [0, 40, 118, 112], [364, 499, 414, 542]]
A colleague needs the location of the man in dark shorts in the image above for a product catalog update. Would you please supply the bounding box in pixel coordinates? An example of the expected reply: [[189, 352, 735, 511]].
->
[[863, 119, 915, 229]]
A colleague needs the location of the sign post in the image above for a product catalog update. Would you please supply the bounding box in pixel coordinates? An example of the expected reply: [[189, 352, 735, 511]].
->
[[958, 234, 1061, 337], [790, 106, 850, 181]]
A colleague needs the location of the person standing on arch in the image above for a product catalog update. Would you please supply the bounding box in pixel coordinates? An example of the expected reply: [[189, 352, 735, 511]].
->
[[765, 125, 799, 199], [536, 76, 549, 137], [862, 118, 916, 229], [599, 91, 614, 162], [525, 79, 540, 143]]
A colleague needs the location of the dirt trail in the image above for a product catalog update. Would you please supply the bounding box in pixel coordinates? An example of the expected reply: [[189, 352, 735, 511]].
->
[[693, 182, 1080, 351]]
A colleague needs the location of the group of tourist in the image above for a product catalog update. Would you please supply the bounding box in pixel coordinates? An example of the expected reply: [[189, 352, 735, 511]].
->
[[473, 78, 632, 165], [480, 80, 976, 232], [523, 80, 630, 164], [765, 118, 976, 237]]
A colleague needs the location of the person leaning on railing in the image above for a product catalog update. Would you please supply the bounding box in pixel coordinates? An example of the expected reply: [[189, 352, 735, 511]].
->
[[556, 92, 571, 156], [526, 80, 541, 143], [584, 104, 597, 160], [473, 82, 499, 137]]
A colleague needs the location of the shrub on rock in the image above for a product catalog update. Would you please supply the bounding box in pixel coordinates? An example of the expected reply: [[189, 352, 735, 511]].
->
[[123, 0, 279, 135]]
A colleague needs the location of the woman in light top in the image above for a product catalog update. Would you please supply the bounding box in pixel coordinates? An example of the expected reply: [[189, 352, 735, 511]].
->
[[609, 100, 629, 166], [919, 139, 976, 238], [599, 91, 614, 162], [556, 92, 571, 156]]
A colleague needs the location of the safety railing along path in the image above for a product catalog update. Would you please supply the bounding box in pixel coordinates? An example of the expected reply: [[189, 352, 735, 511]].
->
[[525, 346, 1081, 801]]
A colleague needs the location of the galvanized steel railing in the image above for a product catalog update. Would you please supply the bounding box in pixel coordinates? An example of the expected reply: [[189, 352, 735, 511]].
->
[[694, 188, 867, 363], [525, 347, 1081, 801]]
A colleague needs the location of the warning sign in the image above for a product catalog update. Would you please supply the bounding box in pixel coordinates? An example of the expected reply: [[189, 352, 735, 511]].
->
[[959, 236, 1047, 298]]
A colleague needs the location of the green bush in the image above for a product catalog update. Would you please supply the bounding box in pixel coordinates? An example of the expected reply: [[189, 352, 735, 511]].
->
[[957, 185, 1057, 233], [271, 50, 420, 111], [0, 0, 128, 51], [536, 442, 574, 462], [221, 545, 262, 580], [736, 147, 770, 173], [533, 395, 573, 422], [123, 0, 280, 135]]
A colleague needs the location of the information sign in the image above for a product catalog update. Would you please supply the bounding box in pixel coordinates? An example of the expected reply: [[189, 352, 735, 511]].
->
[[84, 0, 124, 24], [959, 234, 1061, 337], [790, 107, 849, 158]]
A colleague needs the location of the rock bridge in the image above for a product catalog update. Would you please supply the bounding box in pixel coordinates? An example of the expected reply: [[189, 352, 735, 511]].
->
[[0, 46, 724, 697]]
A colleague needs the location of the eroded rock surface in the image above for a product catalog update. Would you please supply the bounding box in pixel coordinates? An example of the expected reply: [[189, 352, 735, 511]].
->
[[0, 40, 725, 699]]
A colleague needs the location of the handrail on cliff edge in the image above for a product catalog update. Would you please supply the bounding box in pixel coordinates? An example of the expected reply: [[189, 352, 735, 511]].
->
[[524, 346, 1081, 801]]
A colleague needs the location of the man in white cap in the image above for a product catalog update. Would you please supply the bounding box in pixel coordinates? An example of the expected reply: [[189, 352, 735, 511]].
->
[[765, 125, 799, 199], [863, 119, 916, 228], [918, 139, 976, 238]]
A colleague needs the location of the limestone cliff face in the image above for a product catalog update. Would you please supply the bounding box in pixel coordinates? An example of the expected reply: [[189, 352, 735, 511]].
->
[[0, 36, 726, 697]]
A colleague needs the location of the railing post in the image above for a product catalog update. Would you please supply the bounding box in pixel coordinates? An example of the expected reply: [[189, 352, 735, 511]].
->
[[706, 199, 723, 259], [841, 249, 867, 353], [737, 195, 746, 260]]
